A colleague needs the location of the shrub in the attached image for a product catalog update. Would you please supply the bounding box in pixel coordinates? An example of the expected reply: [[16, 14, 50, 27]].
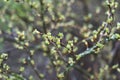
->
[[0, 0, 120, 80]]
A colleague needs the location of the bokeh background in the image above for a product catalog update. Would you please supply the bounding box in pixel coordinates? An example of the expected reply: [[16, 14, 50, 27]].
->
[[0, 0, 120, 80]]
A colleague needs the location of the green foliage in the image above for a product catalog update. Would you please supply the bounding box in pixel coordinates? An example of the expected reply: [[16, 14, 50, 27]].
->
[[0, 0, 120, 80]]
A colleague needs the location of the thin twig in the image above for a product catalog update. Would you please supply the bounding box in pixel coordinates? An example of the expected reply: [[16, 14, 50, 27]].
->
[[39, 0, 47, 34]]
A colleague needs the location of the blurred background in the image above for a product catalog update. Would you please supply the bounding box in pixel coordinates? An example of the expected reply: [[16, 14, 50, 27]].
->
[[0, 0, 120, 80]]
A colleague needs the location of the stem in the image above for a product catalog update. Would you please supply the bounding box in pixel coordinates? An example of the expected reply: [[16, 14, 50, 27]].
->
[[39, 0, 47, 34]]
